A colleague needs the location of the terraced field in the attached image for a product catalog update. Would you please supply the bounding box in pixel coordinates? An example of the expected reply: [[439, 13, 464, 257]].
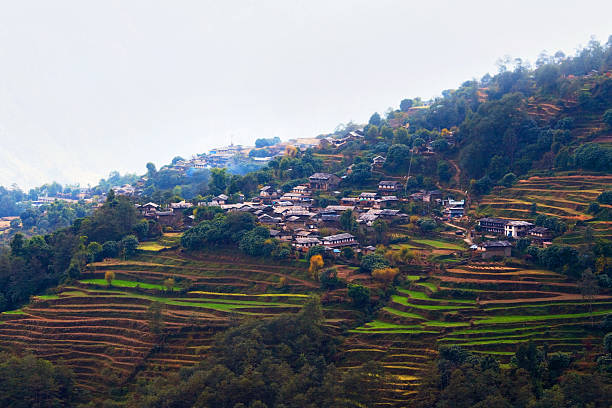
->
[[0, 249, 356, 394], [339, 261, 611, 407], [478, 174, 612, 221]]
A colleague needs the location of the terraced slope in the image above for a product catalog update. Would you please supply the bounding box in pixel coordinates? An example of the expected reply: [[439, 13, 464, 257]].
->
[[340, 261, 611, 407], [476, 173, 612, 246], [0, 250, 357, 394]]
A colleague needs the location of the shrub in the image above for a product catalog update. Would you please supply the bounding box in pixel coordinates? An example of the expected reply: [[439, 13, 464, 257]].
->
[[360, 253, 390, 273], [372, 267, 399, 284], [348, 284, 370, 309]]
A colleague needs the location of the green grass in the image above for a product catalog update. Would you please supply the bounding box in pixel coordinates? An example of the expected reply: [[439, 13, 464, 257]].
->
[[360, 320, 422, 330], [415, 282, 438, 292], [412, 239, 464, 250], [36, 295, 59, 300], [80, 279, 180, 291], [397, 288, 475, 304], [392, 295, 474, 311], [383, 307, 427, 320], [2, 309, 26, 314], [422, 321, 471, 327], [137, 242, 169, 251], [189, 291, 309, 298], [475, 309, 612, 325], [405, 275, 420, 281]]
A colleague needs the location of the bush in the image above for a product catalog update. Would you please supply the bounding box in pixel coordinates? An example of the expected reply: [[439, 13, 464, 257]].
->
[[348, 284, 370, 309], [102, 240, 120, 258], [360, 253, 390, 273], [597, 191, 612, 205], [120, 235, 139, 258]]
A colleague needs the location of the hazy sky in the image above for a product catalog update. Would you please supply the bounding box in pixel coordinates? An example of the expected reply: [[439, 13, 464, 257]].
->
[[0, 1, 610, 189]]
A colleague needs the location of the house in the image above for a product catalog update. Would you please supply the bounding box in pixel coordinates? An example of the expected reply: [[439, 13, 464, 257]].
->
[[359, 192, 379, 206], [529, 226, 552, 239], [478, 218, 509, 235], [340, 197, 360, 206], [376, 196, 398, 208], [259, 186, 279, 203], [315, 209, 341, 223], [477, 240, 512, 259], [505, 221, 534, 238], [138, 202, 160, 216], [210, 194, 228, 206], [309, 173, 341, 191], [371, 155, 386, 169], [357, 212, 379, 226], [378, 180, 403, 194], [528, 226, 553, 246], [293, 237, 322, 250], [291, 185, 310, 195], [258, 214, 282, 225], [322, 233, 357, 248], [325, 205, 355, 212], [423, 190, 442, 203], [170, 200, 193, 209], [442, 199, 465, 218]]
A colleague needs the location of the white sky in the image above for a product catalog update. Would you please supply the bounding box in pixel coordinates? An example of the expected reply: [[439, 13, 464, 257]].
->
[[0, 0, 610, 189]]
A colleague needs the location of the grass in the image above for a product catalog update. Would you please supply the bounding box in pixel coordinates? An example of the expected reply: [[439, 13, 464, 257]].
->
[[360, 320, 422, 330], [80, 279, 181, 291], [36, 295, 59, 300], [392, 295, 474, 311], [423, 321, 471, 327], [2, 309, 26, 314], [137, 242, 170, 251], [397, 288, 475, 304], [412, 239, 464, 250], [383, 307, 426, 320], [475, 309, 612, 325], [415, 282, 438, 292], [189, 291, 310, 298]]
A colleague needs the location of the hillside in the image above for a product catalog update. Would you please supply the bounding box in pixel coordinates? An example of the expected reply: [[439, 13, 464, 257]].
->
[[1, 37, 612, 407]]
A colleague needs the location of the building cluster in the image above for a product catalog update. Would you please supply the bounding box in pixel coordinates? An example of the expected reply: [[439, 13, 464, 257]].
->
[[477, 217, 552, 246]]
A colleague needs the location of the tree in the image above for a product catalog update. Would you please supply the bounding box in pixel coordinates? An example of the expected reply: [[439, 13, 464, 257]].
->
[[121, 235, 139, 258], [340, 209, 357, 233], [105, 270, 115, 287], [400, 98, 413, 111], [163, 278, 176, 292], [341, 246, 355, 260], [398, 246, 415, 264], [146, 162, 157, 177], [579, 269, 599, 325], [147, 301, 164, 335], [360, 253, 390, 273], [372, 219, 388, 244], [102, 240, 119, 258], [308, 254, 324, 280], [348, 284, 370, 309], [501, 172, 517, 187], [349, 163, 371, 184], [372, 267, 399, 284], [0, 353, 77, 408], [369, 112, 381, 126], [437, 161, 452, 183], [603, 109, 612, 128]]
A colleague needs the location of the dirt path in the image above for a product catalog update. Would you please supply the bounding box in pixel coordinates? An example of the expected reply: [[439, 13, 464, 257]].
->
[[443, 221, 472, 245]]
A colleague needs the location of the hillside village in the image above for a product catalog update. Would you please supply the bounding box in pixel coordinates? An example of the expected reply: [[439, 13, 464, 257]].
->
[[0, 36, 611, 407]]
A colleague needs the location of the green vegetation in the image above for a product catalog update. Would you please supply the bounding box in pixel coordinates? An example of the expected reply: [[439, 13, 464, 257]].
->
[[412, 239, 464, 250]]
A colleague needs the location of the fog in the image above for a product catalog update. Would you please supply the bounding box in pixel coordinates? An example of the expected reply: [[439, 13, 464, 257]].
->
[[0, 0, 610, 188]]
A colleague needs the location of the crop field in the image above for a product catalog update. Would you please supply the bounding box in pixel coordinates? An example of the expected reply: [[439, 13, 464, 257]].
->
[[476, 173, 612, 243], [0, 249, 357, 395], [338, 260, 611, 407]]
